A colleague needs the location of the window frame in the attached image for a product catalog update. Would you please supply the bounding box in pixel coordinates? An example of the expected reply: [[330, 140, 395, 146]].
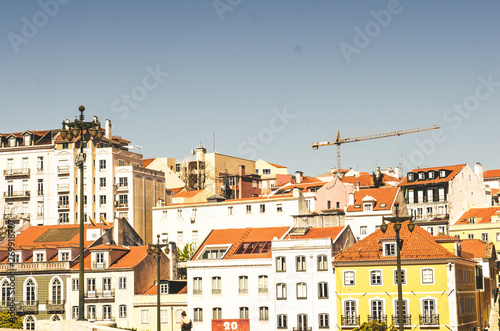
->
[[344, 270, 356, 286], [296, 255, 306, 272], [421, 268, 434, 284], [370, 270, 383, 286], [318, 282, 328, 299], [296, 282, 307, 300]]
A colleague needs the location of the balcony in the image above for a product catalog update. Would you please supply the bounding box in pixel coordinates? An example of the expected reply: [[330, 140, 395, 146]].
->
[[368, 315, 387, 324], [258, 287, 268, 293], [58, 202, 70, 210], [19, 300, 38, 313], [57, 184, 70, 193], [100, 289, 115, 298], [57, 166, 70, 175], [341, 315, 360, 327], [46, 300, 65, 313], [392, 315, 411, 327], [0, 302, 20, 312], [4, 168, 30, 178], [92, 261, 107, 269], [212, 289, 221, 295], [116, 203, 128, 209], [0, 261, 72, 272], [419, 314, 439, 326], [193, 289, 202, 295], [4, 191, 30, 202], [293, 328, 312, 331], [115, 184, 128, 191]]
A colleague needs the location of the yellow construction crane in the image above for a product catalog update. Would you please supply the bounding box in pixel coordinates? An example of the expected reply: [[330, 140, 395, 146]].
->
[[312, 125, 440, 171]]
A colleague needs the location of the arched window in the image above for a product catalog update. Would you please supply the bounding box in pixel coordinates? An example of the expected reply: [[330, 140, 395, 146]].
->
[[51, 315, 61, 321], [25, 279, 36, 303], [1, 280, 10, 305], [51, 278, 62, 304], [25, 316, 35, 330]]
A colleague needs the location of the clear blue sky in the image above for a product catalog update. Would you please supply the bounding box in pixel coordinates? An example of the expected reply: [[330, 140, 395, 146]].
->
[[1, 0, 499, 176]]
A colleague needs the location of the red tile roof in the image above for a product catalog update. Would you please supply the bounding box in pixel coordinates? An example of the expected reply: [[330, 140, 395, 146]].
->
[[267, 162, 287, 169], [484, 169, 500, 179], [143, 158, 157, 167], [334, 222, 457, 262], [72, 246, 149, 270], [173, 189, 205, 198], [168, 187, 184, 195], [346, 187, 399, 212], [192, 227, 290, 260], [399, 164, 466, 187], [454, 207, 500, 225], [286, 227, 345, 240], [341, 174, 401, 188], [460, 239, 487, 259], [492, 188, 499, 196]]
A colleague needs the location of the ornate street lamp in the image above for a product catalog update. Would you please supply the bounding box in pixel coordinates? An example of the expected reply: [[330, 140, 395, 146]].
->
[[380, 202, 415, 331], [60, 105, 103, 320], [147, 234, 169, 331]]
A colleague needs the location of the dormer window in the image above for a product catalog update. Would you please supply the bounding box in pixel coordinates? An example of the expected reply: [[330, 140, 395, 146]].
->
[[93, 252, 107, 269], [440, 170, 446, 178], [384, 243, 396, 256], [407, 173, 415, 181], [200, 245, 230, 260], [9, 137, 16, 147], [468, 217, 475, 224], [24, 135, 31, 146], [428, 172, 435, 179], [364, 203, 372, 211], [418, 172, 426, 180], [160, 283, 169, 294], [35, 253, 44, 262], [60, 252, 70, 261]]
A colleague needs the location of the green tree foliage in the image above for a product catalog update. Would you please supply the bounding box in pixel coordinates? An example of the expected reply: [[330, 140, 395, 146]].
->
[[177, 242, 197, 262], [373, 172, 385, 188], [0, 312, 23, 329], [354, 321, 396, 331]]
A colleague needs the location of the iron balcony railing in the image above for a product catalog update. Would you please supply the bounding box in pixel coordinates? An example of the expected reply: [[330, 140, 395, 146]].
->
[[341, 315, 360, 326], [392, 315, 411, 326], [46, 300, 65, 312], [419, 314, 439, 326], [4, 169, 30, 177], [57, 166, 70, 174], [19, 300, 39, 313], [368, 315, 387, 324], [193, 289, 202, 295], [293, 327, 312, 331], [4, 191, 30, 198]]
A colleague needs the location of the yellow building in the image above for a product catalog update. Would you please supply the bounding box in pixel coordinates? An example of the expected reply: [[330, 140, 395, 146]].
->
[[450, 207, 500, 254], [333, 222, 482, 331]]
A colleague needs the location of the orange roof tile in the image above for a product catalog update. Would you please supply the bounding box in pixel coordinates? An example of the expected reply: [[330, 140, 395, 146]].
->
[[454, 207, 500, 225], [178, 285, 187, 294], [173, 189, 205, 198], [346, 187, 399, 212], [484, 169, 500, 179], [341, 174, 401, 188], [143, 158, 157, 167], [168, 187, 184, 195], [267, 162, 287, 169], [460, 239, 487, 259], [286, 227, 345, 240], [192, 227, 290, 260], [492, 188, 499, 196], [334, 222, 457, 262], [399, 164, 466, 187], [72, 246, 149, 270], [300, 176, 324, 183], [89, 244, 130, 251]]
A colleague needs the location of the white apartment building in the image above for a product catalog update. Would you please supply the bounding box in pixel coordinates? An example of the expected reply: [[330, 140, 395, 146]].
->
[[0, 121, 165, 244], [152, 189, 309, 249]]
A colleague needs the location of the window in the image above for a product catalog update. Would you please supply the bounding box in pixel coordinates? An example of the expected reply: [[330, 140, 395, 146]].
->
[[99, 160, 106, 171], [141, 309, 150, 324], [160, 309, 168, 324], [258, 275, 268, 293], [394, 269, 406, 285], [318, 282, 328, 299], [177, 231, 184, 244], [422, 299, 436, 316], [212, 277, 221, 294], [177, 210, 182, 219], [193, 308, 203, 322], [319, 313, 329, 328], [277, 204, 283, 214], [384, 243, 396, 256], [72, 306, 79, 319], [260, 204, 266, 213], [87, 278, 96, 297], [1, 281, 11, 305], [297, 282, 307, 299], [360, 226, 367, 235], [119, 305, 127, 318], [103, 278, 111, 292], [213, 307, 222, 320], [246, 205, 252, 214], [119, 194, 128, 206], [428, 171, 434, 179], [426, 227, 434, 235], [263, 169, 271, 175], [277, 314, 287, 329], [482, 233, 488, 241], [440, 170, 446, 178], [239, 307, 249, 319], [72, 279, 78, 291], [103, 305, 112, 320], [468, 234, 474, 239], [422, 268, 434, 284], [119, 177, 128, 187], [344, 300, 357, 322], [51, 278, 62, 303], [25, 279, 36, 302], [119, 277, 126, 289], [239, 276, 248, 294], [25, 316, 35, 330], [408, 173, 414, 181], [96, 252, 105, 264], [297, 314, 308, 329], [276, 283, 287, 300], [227, 206, 234, 216], [37, 157, 43, 170], [394, 299, 408, 318], [193, 277, 202, 295], [364, 203, 372, 211], [99, 177, 106, 188], [344, 271, 355, 286], [259, 307, 269, 321], [60, 252, 69, 261], [99, 195, 106, 206], [318, 255, 328, 271], [296, 256, 306, 272], [370, 300, 383, 320], [202, 248, 227, 259], [252, 180, 257, 188], [370, 270, 382, 285], [87, 305, 96, 321], [37, 179, 44, 195], [35, 253, 44, 262], [497, 233, 500, 241], [276, 256, 286, 272]]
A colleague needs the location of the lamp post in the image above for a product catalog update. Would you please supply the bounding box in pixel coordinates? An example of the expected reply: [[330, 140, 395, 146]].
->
[[60, 105, 103, 320], [147, 234, 169, 331], [380, 202, 415, 331]]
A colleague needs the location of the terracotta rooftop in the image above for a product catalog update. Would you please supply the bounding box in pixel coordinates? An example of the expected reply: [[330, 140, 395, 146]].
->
[[267, 162, 287, 169], [399, 164, 466, 187], [72, 246, 149, 270], [454, 207, 500, 225], [334, 222, 457, 262], [484, 169, 500, 179], [143, 158, 156, 168], [341, 174, 401, 188], [346, 187, 399, 212], [173, 189, 205, 198], [460, 239, 491, 259], [285, 226, 345, 240], [191, 227, 290, 260]]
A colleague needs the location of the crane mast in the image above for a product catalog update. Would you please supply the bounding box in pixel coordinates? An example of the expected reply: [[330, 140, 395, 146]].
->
[[312, 125, 440, 171]]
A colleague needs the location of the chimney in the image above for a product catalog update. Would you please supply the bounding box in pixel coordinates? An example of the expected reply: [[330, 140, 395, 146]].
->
[[238, 165, 245, 199], [295, 171, 303, 184], [348, 193, 354, 206], [105, 119, 112, 139], [356, 181, 360, 191], [239, 165, 245, 177], [394, 166, 401, 179], [474, 162, 483, 182]]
